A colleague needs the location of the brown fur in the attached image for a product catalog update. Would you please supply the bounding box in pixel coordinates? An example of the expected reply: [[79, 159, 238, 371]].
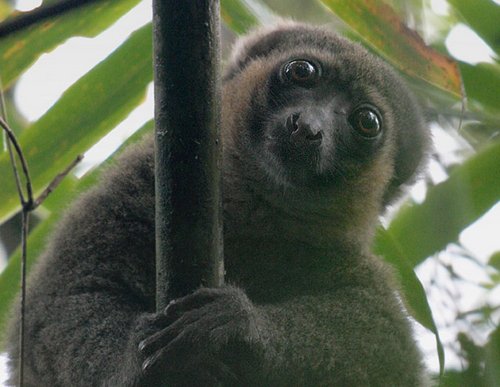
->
[[6, 22, 429, 386]]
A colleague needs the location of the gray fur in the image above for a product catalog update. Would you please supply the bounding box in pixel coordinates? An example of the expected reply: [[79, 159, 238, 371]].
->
[[6, 22, 429, 386]]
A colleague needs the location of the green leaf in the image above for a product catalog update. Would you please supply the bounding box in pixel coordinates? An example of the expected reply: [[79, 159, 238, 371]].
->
[[221, 0, 276, 34], [448, 0, 500, 55], [377, 141, 500, 268], [0, 23, 153, 223], [375, 228, 445, 374], [488, 251, 500, 271], [0, 0, 141, 89], [0, 120, 153, 335], [0, 2, 13, 21], [485, 325, 500, 386], [221, 0, 260, 34], [320, 0, 462, 97], [460, 61, 500, 114]]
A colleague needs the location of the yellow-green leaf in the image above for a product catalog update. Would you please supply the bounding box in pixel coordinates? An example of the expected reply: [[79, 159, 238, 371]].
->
[[221, 0, 276, 34], [448, 0, 500, 55], [321, 0, 462, 97], [0, 0, 141, 89], [461, 61, 500, 114], [0, 24, 152, 223], [375, 228, 444, 374], [378, 141, 500, 268]]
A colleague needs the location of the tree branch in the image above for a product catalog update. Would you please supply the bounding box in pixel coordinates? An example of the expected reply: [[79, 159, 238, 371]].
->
[[0, 0, 101, 38], [153, 0, 224, 310]]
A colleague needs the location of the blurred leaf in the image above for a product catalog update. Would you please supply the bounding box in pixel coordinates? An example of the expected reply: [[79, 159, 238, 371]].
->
[[320, 0, 462, 97], [461, 122, 500, 149], [375, 228, 445, 373], [485, 326, 500, 385], [0, 1, 12, 21], [261, 0, 332, 23], [488, 251, 500, 271], [461, 61, 500, 114], [441, 328, 500, 386], [491, 272, 500, 285], [0, 90, 30, 154], [448, 0, 500, 55], [221, 0, 276, 34], [0, 120, 153, 334], [377, 141, 500, 267], [0, 0, 141, 89], [0, 23, 152, 223], [221, 0, 258, 35]]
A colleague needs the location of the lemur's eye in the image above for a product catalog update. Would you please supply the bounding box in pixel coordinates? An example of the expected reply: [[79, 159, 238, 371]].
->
[[281, 60, 320, 85], [349, 106, 382, 138]]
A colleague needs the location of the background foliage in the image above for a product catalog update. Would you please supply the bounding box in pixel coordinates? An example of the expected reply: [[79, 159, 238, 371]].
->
[[0, 0, 499, 385]]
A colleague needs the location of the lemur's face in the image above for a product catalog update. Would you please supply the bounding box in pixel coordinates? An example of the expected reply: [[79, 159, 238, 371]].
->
[[223, 24, 428, 204], [256, 53, 389, 189]]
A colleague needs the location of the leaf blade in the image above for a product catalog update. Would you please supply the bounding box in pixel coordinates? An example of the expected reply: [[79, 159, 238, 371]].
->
[[378, 141, 500, 268], [375, 228, 445, 373], [320, 0, 462, 97], [0, 0, 141, 88], [0, 23, 153, 223], [448, 0, 500, 55]]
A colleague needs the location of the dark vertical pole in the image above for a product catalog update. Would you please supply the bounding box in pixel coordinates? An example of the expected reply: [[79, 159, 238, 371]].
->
[[153, 0, 224, 311]]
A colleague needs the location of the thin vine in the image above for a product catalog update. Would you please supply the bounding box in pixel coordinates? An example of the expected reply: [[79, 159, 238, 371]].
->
[[0, 111, 82, 386]]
